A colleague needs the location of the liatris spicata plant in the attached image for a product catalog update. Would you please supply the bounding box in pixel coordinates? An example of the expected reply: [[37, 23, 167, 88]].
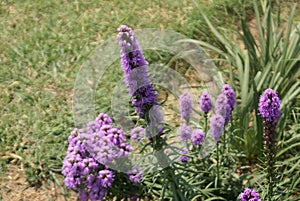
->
[[62, 113, 140, 201], [117, 25, 158, 117], [222, 84, 236, 123], [179, 92, 193, 123], [258, 88, 281, 201], [239, 188, 261, 201]]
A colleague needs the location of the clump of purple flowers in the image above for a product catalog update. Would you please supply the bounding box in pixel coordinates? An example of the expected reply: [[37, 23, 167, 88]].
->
[[62, 113, 140, 201], [179, 92, 193, 123], [199, 92, 212, 114], [239, 188, 261, 201]]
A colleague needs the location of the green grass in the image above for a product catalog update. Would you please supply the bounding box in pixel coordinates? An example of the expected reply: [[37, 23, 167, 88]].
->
[[0, 0, 298, 198]]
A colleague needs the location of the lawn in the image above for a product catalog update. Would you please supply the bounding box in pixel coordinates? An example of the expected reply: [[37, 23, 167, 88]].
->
[[0, 0, 299, 201]]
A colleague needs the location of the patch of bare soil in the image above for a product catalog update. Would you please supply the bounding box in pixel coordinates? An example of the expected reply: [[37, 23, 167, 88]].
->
[[0, 164, 77, 201]]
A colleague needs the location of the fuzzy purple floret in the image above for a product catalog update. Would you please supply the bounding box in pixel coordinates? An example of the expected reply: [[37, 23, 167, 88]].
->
[[239, 188, 261, 201], [199, 92, 212, 114], [117, 25, 158, 118], [258, 88, 281, 123], [177, 124, 191, 141], [179, 92, 193, 122], [191, 129, 205, 146], [210, 114, 225, 143]]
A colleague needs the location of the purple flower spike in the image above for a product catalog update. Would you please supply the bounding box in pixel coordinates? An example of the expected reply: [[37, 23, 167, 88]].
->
[[191, 129, 205, 146], [179, 92, 193, 123], [222, 84, 236, 123], [222, 84, 236, 110], [215, 93, 228, 120], [239, 188, 261, 201], [117, 25, 159, 118], [210, 114, 225, 143], [258, 88, 281, 124], [199, 92, 212, 114], [177, 124, 191, 141]]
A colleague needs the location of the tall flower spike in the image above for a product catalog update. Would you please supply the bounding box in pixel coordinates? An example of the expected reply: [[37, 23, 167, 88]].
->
[[117, 25, 159, 118], [222, 84, 236, 123], [209, 114, 225, 143], [215, 93, 228, 120], [179, 92, 193, 123], [258, 88, 280, 200], [199, 92, 212, 114]]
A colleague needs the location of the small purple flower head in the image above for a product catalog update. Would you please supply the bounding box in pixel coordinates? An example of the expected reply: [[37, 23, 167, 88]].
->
[[258, 88, 281, 123], [215, 93, 228, 119], [98, 169, 115, 188], [127, 167, 144, 183], [130, 127, 145, 141], [222, 84, 236, 110], [210, 114, 225, 143], [239, 188, 261, 201], [199, 92, 212, 114], [179, 92, 193, 122], [178, 147, 190, 162], [177, 124, 191, 141], [191, 129, 205, 146]]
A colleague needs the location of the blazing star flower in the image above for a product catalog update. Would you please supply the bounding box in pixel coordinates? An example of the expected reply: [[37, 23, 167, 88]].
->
[[258, 88, 281, 199], [127, 167, 144, 183], [199, 92, 212, 114], [210, 114, 225, 143], [177, 124, 191, 141], [215, 93, 228, 120], [178, 147, 190, 162], [222, 84, 236, 110], [179, 92, 193, 123], [239, 188, 261, 201], [222, 84, 236, 123], [117, 25, 158, 118], [191, 129, 205, 146]]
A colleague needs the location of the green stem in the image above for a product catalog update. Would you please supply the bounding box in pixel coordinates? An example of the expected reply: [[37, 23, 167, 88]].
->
[[216, 142, 220, 187]]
